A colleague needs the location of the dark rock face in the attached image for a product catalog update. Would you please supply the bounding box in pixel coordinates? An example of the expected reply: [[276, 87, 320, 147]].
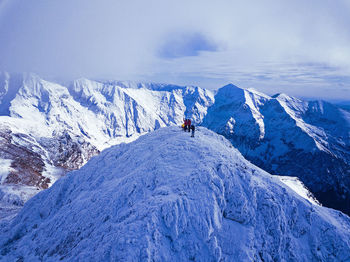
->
[[0, 126, 99, 221], [0, 129, 48, 189], [39, 132, 100, 171], [246, 149, 350, 215], [0, 128, 99, 190], [221, 121, 350, 215], [210, 127, 350, 216]]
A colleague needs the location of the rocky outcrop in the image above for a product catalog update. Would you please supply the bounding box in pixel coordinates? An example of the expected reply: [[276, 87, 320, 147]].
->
[[0, 128, 48, 189]]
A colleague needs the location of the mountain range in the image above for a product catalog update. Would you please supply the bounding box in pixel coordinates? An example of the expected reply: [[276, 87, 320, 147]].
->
[[0, 72, 214, 218], [0, 72, 349, 218]]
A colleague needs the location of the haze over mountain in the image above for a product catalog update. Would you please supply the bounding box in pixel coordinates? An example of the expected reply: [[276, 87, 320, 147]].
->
[[1, 127, 349, 261]]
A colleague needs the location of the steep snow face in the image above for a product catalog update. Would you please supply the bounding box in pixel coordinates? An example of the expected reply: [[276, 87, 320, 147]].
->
[[68, 78, 214, 139], [276, 176, 320, 205], [203, 84, 350, 215], [0, 73, 214, 218], [0, 127, 349, 261], [203, 84, 269, 143]]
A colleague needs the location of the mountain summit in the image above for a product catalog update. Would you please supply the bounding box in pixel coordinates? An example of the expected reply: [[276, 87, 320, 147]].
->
[[1, 127, 349, 261]]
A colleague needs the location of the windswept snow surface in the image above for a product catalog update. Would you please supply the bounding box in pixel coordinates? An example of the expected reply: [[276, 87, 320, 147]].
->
[[276, 176, 320, 205], [0, 127, 349, 261]]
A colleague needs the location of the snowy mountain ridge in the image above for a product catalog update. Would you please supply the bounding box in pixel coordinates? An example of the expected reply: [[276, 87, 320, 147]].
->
[[1, 127, 349, 261]]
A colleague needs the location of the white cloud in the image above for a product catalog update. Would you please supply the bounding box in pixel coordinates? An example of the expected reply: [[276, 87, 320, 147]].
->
[[0, 0, 349, 99]]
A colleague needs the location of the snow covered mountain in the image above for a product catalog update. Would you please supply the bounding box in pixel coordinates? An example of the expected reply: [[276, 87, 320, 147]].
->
[[1, 72, 349, 219], [202, 84, 350, 215], [0, 72, 214, 218], [0, 127, 349, 261]]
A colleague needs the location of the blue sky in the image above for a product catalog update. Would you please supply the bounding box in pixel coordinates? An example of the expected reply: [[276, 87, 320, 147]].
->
[[0, 0, 350, 100]]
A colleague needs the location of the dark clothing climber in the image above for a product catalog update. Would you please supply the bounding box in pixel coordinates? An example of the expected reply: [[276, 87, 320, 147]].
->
[[190, 125, 195, 137], [186, 119, 191, 132]]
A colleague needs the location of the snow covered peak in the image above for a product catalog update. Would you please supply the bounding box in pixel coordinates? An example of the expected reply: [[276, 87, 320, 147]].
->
[[203, 84, 270, 141], [203, 84, 350, 215], [1, 127, 349, 261], [213, 83, 271, 112], [91, 79, 199, 93], [215, 83, 245, 101], [0, 73, 214, 144], [216, 84, 270, 101]]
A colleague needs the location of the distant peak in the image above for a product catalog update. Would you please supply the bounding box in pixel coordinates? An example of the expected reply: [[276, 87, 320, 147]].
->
[[73, 77, 96, 84], [218, 83, 244, 93], [221, 83, 242, 89], [22, 72, 42, 80], [217, 84, 271, 100], [215, 84, 245, 100]]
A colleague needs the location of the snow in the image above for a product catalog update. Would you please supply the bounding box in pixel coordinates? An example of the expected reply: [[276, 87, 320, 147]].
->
[[243, 90, 266, 139], [0, 159, 12, 184], [0, 185, 39, 221], [0, 185, 38, 206], [0, 127, 349, 261], [42, 165, 66, 188], [340, 108, 350, 127], [202, 83, 350, 215], [275, 96, 331, 152], [202, 84, 269, 142], [0, 73, 215, 215], [276, 176, 320, 205]]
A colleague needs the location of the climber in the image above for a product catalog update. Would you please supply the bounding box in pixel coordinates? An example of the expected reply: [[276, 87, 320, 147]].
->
[[187, 119, 191, 132], [190, 124, 195, 137], [183, 118, 188, 131]]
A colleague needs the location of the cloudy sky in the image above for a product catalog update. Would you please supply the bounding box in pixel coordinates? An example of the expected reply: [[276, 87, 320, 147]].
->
[[0, 0, 350, 100]]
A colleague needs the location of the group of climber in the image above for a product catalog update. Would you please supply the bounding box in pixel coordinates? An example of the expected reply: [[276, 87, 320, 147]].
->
[[182, 118, 195, 137]]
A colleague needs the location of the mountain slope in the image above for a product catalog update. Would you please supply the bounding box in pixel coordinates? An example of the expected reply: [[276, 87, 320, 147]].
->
[[0, 73, 214, 218], [0, 127, 349, 261], [202, 84, 350, 215]]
